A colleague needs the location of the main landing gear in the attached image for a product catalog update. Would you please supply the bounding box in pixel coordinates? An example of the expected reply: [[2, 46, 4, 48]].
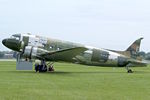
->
[[35, 60, 55, 73]]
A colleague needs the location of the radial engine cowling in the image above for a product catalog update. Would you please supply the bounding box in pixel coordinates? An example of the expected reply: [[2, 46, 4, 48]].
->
[[23, 46, 47, 59]]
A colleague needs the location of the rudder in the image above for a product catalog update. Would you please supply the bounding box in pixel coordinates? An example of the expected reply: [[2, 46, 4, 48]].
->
[[126, 37, 143, 59]]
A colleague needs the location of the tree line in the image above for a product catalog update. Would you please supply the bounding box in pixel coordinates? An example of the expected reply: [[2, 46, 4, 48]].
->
[[138, 51, 150, 60], [0, 51, 14, 58]]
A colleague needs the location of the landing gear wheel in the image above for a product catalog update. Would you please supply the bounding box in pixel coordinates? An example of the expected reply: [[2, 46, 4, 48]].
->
[[48, 65, 54, 72], [127, 69, 133, 73], [47, 62, 55, 72], [126, 63, 133, 73]]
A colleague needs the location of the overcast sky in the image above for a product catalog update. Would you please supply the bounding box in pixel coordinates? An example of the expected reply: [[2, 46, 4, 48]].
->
[[0, 0, 150, 52]]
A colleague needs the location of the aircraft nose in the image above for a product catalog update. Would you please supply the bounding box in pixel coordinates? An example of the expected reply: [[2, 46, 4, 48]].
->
[[2, 39, 7, 45], [2, 38, 21, 51]]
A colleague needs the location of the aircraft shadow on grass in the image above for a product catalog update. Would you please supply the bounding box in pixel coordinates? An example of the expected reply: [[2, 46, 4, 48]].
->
[[3, 70, 150, 74]]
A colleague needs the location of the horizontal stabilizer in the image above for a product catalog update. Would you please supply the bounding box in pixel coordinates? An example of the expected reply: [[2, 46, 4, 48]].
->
[[127, 58, 148, 67]]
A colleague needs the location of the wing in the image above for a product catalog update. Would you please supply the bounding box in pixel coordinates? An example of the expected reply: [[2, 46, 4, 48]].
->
[[37, 47, 88, 62]]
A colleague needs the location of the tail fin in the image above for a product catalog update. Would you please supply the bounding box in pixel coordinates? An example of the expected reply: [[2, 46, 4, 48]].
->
[[126, 37, 143, 53], [126, 37, 143, 59], [113, 38, 144, 59]]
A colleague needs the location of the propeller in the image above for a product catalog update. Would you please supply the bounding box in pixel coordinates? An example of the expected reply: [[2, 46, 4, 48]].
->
[[15, 41, 25, 62]]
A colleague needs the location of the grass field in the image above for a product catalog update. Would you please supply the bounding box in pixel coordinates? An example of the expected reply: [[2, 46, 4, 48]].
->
[[0, 61, 150, 100]]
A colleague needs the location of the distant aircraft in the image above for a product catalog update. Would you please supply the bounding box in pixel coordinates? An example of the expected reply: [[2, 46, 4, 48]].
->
[[2, 33, 149, 73]]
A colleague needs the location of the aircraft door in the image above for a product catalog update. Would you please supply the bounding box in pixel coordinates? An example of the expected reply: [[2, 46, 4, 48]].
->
[[91, 49, 109, 63]]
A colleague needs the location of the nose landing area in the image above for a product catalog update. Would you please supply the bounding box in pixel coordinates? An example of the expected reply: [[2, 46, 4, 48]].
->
[[2, 39, 6, 46]]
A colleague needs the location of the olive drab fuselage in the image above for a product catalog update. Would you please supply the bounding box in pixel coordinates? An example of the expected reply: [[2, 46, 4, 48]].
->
[[2, 33, 147, 67]]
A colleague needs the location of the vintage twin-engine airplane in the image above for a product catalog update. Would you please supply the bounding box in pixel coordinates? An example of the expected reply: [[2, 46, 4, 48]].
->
[[2, 33, 148, 73]]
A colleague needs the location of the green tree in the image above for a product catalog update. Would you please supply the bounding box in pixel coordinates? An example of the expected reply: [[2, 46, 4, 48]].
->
[[0, 52, 4, 58], [146, 52, 150, 60], [138, 51, 146, 59]]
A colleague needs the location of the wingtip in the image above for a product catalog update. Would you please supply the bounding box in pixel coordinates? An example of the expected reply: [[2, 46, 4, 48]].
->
[[138, 37, 144, 41], [140, 37, 144, 40]]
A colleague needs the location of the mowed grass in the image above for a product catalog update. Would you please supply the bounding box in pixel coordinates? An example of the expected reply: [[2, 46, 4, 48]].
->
[[0, 61, 150, 100]]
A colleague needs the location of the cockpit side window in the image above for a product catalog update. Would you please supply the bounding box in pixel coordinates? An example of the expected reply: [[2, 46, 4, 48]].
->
[[10, 34, 21, 40]]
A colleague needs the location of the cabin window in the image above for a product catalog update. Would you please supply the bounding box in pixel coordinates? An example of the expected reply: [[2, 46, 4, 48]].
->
[[49, 46, 53, 49], [10, 34, 21, 40], [57, 47, 61, 50]]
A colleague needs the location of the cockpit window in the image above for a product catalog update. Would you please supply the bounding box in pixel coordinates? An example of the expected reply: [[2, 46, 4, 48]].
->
[[10, 34, 21, 40]]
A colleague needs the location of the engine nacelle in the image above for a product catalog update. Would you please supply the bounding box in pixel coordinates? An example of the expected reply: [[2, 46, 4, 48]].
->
[[23, 46, 48, 59], [23, 46, 37, 59]]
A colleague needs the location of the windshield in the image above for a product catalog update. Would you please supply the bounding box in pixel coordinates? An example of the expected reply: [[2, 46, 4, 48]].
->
[[10, 34, 21, 40]]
